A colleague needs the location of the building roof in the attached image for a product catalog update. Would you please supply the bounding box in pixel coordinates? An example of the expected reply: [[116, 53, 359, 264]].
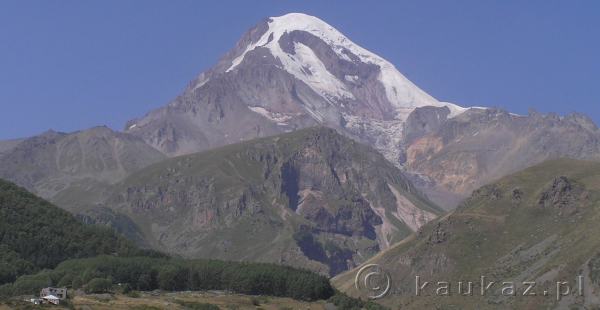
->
[[43, 295, 59, 300]]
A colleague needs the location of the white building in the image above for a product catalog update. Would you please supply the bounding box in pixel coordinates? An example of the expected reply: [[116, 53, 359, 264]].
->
[[42, 295, 60, 306], [41, 287, 67, 299]]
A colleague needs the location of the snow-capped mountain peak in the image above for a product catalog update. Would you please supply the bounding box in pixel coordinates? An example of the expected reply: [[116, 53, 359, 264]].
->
[[226, 13, 464, 118], [124, 13, 468, 166]]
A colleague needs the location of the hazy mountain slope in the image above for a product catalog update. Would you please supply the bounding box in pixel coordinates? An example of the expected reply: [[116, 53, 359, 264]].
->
[[333, 158, 600, 309], [0, 178, 163, 285], [0, 137, 27, 155], [79, 127, 442, 276], [0, 126, 167, 204], [406, 108, 600, 201]]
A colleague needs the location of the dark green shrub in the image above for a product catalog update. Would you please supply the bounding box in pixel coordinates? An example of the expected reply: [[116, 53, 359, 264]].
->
[[121, 283, 133, 294], [85, 278, 112, 293], [0, 283, 13, 297], [126, 291, 140, 298]]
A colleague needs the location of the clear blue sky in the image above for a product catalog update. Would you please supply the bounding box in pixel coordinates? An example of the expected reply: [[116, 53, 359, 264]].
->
[[1, 1, 598, 140]]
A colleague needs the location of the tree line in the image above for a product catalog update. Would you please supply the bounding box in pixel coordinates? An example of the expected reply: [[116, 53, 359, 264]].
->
[[0, 255, 335, 302]]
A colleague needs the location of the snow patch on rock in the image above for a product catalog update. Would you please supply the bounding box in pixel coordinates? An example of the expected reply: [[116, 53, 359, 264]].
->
[[248, 106, 296, 124]]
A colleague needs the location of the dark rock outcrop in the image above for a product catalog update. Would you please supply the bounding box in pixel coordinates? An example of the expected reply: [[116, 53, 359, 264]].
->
[[537, 176, 585, 214]]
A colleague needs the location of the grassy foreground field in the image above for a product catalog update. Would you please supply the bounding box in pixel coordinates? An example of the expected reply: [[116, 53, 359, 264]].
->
[[1, 290, 330, 310]]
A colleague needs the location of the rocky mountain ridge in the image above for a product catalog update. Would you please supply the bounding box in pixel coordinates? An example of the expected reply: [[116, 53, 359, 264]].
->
[[0, 126, 167, 203], [406, 107, 600, 201], [74, 127, 443, 276]]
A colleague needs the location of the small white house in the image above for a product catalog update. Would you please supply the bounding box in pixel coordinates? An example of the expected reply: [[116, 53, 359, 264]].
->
[[41, 287, 67, 299], [43, 295, 60, 306]]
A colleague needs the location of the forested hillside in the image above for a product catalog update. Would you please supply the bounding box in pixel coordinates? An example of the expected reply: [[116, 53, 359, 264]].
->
[[0, 178, 165, 284], [0, 255, 334, 301]]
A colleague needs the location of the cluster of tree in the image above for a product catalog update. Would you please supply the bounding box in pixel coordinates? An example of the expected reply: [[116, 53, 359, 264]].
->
[[328, 292, 389, 310], [0, 255, 335, 301], [0, 178, 166, 285], [86, 278, 113, 293]]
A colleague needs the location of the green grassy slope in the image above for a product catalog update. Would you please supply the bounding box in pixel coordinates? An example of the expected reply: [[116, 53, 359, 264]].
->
[[333, 158, 600, 309]]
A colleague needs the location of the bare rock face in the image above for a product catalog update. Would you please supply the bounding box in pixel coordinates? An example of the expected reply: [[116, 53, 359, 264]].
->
[[406, 108, 600, 198], [510, 189, 523, 206], [537, 176, 586, 215], [426, 220, 451, 245], [402, 106, 451, 146]]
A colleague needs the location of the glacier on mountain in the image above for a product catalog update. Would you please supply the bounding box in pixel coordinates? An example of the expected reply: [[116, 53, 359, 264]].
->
[[227, 13, 466, 120]]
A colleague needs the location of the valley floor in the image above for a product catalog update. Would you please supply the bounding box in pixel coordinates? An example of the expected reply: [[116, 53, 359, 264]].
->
[[1, 291, 330, 310]]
